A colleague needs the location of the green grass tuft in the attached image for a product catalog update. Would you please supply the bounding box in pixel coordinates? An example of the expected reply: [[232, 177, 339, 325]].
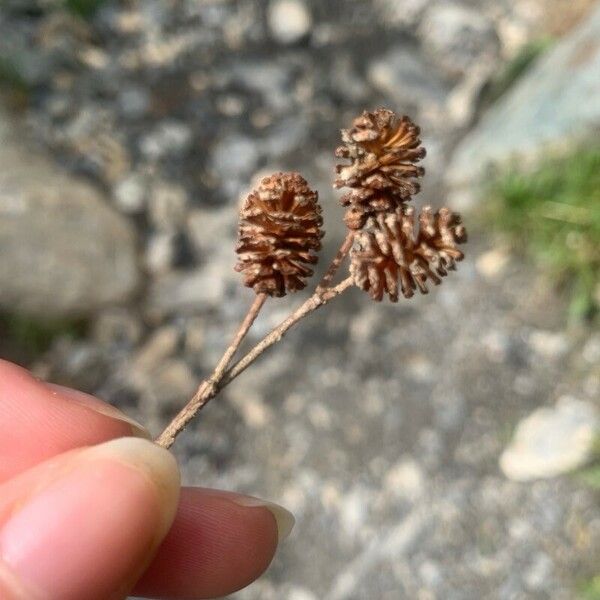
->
[[0, 56, 28, 91], [487, 147, 600, 321], [576, 437, 600, 490], [580, 576, 600, 600], [578, 466, 600, 490], [0, 313, 87, 363], [64, 0, 106, 19]]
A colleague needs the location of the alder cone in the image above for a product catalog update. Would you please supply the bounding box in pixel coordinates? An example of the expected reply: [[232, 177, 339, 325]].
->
[[235, 172, 324, 297], [335, 108, 426, 226], [350, 205, 467, 301]]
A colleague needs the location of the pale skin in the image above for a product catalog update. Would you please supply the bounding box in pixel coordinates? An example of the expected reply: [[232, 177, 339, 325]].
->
[[0, 359, 294, 600]]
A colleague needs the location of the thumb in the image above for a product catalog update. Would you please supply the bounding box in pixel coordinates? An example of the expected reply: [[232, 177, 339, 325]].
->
[[0, 438, 180, 600]]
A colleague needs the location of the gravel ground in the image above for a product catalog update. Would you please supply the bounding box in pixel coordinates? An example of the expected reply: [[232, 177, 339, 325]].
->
[[0, 1, 599, 598]]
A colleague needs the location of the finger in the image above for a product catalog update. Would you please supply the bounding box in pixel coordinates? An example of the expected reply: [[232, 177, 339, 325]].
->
[[0, 437, 180, 600], [0, 359, 149, 483], [134, 488, 294, 599]]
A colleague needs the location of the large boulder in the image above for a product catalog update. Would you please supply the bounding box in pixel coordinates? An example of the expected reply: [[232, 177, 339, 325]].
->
[[447, 3, 600, 195], [0, 104, 141, 318]]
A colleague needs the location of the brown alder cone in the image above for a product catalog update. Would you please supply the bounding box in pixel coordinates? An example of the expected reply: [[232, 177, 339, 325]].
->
[[350, 205, 467, 301], [235, 172, 324, 297], [335, 108, 426, 228]]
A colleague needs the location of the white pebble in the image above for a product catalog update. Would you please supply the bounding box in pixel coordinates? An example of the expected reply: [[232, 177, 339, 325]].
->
[[268, 0, 312, 44]]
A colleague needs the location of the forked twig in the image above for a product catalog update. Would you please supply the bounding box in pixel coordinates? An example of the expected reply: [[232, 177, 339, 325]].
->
[[223, 275, 353, 385], [156, 272, 353, 448], [156, 293, 267, 448]]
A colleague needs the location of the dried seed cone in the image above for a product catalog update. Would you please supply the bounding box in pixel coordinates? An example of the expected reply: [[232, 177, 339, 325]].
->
[[335, 108, 426, 225], [235, 172, 324, 297], [350, 206, 467, 301]]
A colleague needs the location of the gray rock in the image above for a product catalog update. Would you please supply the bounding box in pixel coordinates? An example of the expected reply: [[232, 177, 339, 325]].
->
[[330, 56, 370, 103], [267, 0, 312, 44], [0, 105, 140, 318], [148, 181, 189, 231], [211, 134, 261, 198], [131, 326, 181, 373], [476, 248, 510, 279], [230, 60, 294, 112], [125, 326, 196, 409], [211, 134, 260, 181], [447, 5, 600, 192], [418, 560, 443, 589], [500, 396, 599, 481], [133, 357, 196, 409], [117, 85, 151, 119], [375, 0, 429, 30], [113, 173, 147, 214], [287, 587, 318, 600], [419, 2, 499, 80], [582, 335, 600, 364], [186, 207, 236, 259], [368, 46, 450, 125], [383, 456, 425, 501], [146, 266, 226, 316], [527, 329, 570, 359], [261, 115, 309, 157], [91, 307, 143, 349], [446, 60, 499, 127], [139, 120, 192, 159], [524, 552, 553, 592], [144, 232, 178, 274]]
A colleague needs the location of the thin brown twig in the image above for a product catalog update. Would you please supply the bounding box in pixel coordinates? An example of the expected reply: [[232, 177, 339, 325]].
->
[[171, 276, 353, 433], [156, 232, 355, 449], [156, 293, 267, 448], [156, 276, 354, 448], [316, 231, 354, 293], [223, 276, 353, 385], [211, 293, 268, 384]]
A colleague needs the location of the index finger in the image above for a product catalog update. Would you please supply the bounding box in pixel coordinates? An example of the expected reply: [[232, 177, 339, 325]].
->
[[0, 359, 148, 483]]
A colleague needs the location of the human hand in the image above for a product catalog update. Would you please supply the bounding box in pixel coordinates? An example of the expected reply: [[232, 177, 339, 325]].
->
[[0, 359, 293, 599]]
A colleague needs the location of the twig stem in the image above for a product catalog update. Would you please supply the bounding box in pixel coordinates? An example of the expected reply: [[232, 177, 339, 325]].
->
[[223, 276, 353, 385], [156, 234, 355, 450], [317, 231, 354, 292], [163, 277, 352, 440], [156, 293, 267, 448]]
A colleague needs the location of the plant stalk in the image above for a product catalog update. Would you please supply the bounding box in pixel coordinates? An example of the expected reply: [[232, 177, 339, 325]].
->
[[316, 231, 354, 292], [156, 293, 267, 448], [223, 276, 353, 386], [156, 233, 355, 449]]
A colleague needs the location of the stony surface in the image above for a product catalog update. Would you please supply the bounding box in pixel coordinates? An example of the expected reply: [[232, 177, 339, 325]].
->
[[0, 106, 140, 317], [419, 2, 500, 80], [447, 2, 600, 194], [0, 1, 599, 599]]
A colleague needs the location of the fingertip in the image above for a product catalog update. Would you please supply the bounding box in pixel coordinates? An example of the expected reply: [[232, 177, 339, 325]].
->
[[0, 437, 181, 600], [134, 488, 292, 599], [231, 496, 295, 543], [88, 437, 181, 540]]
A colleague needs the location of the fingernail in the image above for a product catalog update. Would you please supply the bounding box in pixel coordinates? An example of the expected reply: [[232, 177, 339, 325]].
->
[[46, 383, 150, 439], [86, 438, 180, 530], [233, 497, 295, 542], [0, 438, 180, 599]]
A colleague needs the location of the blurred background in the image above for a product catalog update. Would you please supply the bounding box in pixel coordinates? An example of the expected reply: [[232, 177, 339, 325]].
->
[[0, 0, 599, 598]]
